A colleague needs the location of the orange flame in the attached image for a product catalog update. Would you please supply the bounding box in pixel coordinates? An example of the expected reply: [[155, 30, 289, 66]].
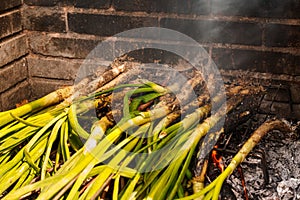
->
[[211, 146, 224, 172]]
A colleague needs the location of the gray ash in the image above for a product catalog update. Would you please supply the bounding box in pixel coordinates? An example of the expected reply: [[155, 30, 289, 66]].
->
[[225, 121, 300, 200]]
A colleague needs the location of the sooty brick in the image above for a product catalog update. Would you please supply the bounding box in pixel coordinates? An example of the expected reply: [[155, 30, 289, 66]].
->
[[0, 58, 27, 93], [212, 48, 264, 71], [24, 0, 70, 7], [23, 6, 66, 32], [265, 24, 300, 47], [74, 0, 111, 9], [161, 18, 262, 45], [0, 34, 28, 67], [27, 56, 82, 80], [113, 0, 210, 15], [68, 13, 158, 37], [29, 33, 113, 59], [264, 0, 300, 19], [0, 0, 21, 12], [211, 0, 266, 17], [1, 81, 31, 111], [0, 11, 22, 39], [263, 51, 299, 75]]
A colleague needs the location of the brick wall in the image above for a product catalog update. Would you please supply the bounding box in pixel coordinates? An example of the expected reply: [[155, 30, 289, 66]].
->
[[0, 0, 29, 111], [1, 0, 300, 118]]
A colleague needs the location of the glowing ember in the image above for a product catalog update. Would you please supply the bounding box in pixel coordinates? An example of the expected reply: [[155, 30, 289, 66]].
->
[[211, 146, 224, 172]]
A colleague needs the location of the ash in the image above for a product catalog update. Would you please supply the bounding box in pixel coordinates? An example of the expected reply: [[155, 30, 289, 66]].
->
[[226, 122, 300, 200]]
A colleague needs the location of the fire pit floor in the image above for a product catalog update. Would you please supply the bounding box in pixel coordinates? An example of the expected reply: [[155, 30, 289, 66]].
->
[[225, 120, 300, 200]]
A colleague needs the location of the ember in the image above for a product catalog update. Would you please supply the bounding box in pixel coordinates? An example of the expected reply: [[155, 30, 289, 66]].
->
[[211, 146, 224, 172]]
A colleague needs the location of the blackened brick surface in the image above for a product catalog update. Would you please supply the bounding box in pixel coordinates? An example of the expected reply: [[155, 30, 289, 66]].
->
[[24, 0, 58, 6], [0, 81, 31, 111], [292, 104, 300, 119], [0, 11, 22, 39], [260, 100, 293, 117], [265, 24, 300, 47], [295, 64, 300, 75], [0, 15, 11, 39], [212, 48, 264, 71], [29, 78, 73, 100], [161, 18, 262, 45], [29, 33, 113, 59], [74, 0, 111, 9], [115, 40, 209, 66], [211, 0, 300, 18], [263, 52, 299, 75], [160, 18, 211, 43], [0, 0, 21, 12], [264, 0, 300, 19], [24, 0, 70, 7], [211, 0, 266, 17], [189, 0, 211, 15], [25, 0, 110, 7], [0, 34, 28, 67], [213, 48, 299, 75], [115, 42, 175, 64], [11, 11, 22, 33], [0, 58, 27, 93], [23, 6, 66, 32], [27, 56, 81, 80], [68, 13, 158, 37], [211, 21, 262, 45], [113, 0, 210, 15], [264, 88, 291, 102], [290, 84, 300, 104]]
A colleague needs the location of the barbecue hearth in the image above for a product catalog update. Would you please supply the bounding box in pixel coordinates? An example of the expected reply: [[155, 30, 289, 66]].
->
[[0, 0, 299, 199]]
